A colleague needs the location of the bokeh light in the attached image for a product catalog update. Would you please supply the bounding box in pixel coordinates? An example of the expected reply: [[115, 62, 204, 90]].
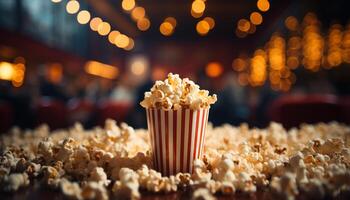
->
[[285, 16, 299, 31], [97, 22, 111, 36], [250, 12, 263, 25], [108, 31, 120, 44], [160, 22, 174, 36], [257, 0, 270, 12], [77, 10, 91, 25], [115, 34, 130, 48], [66, 0, 80, 14], [237, 19, 251, 32], [122, 0, 135, 11], [137, 18, 151, 31], [192, 0, 206, 14], [165, 17, 177, 27], [204, 17, 215, 29], [90, 17, 102, 31], [131, 7, 146, 21], [206, 62, 223, 78], [124, 38, 135, 51], [196, 20, 210, 35]]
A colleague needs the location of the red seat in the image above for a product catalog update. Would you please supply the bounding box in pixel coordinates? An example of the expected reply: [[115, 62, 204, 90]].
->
[[0, 101, 14, 133], [67, 99, 95, 126], [97, 101, 132, 126], [338, 96, 350, 124], [34, 98, 67, 130], [268, 94, 341, 129]]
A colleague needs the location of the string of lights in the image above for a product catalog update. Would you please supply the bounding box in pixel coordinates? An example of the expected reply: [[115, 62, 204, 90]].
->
[[51, 0, 135, 51], [236, 0, 269, 38], [232, 12, 350, 92], [121, 0, 151, 32]]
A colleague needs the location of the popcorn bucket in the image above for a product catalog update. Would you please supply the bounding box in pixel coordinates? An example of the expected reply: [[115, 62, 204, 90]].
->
[[146, 108, 209, 176]]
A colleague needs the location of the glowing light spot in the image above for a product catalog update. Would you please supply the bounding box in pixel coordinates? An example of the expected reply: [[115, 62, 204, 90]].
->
[[90, 17, 102, 31], [206, 62, 223, 78], [121, 0, 135, 11], [77, 10, 91, 25], [66, 0, 80, 14], [115, 34, 130, 48], [108, 31, 120, 44], [237, 19, 251, 32], [250, 12, 263, 25], [196, 20, 210, 35], [204, 17, 215, 29], [124, 38, 135, 51], [285, 16, 299, 31], [159, 22, 174, 36], [165, 17, 177, 27], [131, 7, 146, 21], [137, 18, 151, 31], [192, 0, 206, 14], [257, 0, 270, 12], [97, 22, 111, 36]]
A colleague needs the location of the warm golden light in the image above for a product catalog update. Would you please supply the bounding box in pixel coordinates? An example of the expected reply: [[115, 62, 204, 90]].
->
[[206, 62, 223, 78], [196, 20, 210, 35], [121, 0, 135, 11], [90, 17, 102, 31], [66, 0, 80, 14], [137, 18, 151, 31], [97, 22, 111, 36], [77, 10, 91, 24], [124, 38, 135, 51], [285, 16, 299, 31], [257, 0, 270, 12], [131, 7, 146, 21], [0, 62, 14, 81], [250, 12, 263, 25], [11, 63, 25, 87], [85, 61, 119, 79], [192, 0, 206, 14], [204, 17, 215, 29], [165, 17, 177, 27], [159, 22, 174, 36], [191, 9, 203, 18], [47, 63, 62, 84], [232, 58, 247, 72], [115, 34, 130, 48], [108, 31, 120, 44], [237, 19, 251, 32], [131, 59, 147, 76]]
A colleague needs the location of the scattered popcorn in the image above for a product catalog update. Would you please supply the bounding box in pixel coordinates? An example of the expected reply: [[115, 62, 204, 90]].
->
[[192, 188, 216, 200], [0, 120, 350, 199], [60, 178, 82, 200], [89, 167, 110, 186], [81, 181, 108, 200], [140, 73, 217, 110], [1, 172, 29, 191]]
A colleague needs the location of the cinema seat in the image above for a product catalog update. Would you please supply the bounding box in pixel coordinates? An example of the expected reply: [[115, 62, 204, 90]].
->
[[268, 94, 341, 129]]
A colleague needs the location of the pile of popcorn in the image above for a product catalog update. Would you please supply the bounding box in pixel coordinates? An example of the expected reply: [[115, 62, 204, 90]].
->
[[140, 73, 217, 110], [1, 119, 350, 200]]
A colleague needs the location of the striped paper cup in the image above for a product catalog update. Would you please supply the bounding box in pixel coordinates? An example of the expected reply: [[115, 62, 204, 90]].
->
[[146, 108, 209, 176]]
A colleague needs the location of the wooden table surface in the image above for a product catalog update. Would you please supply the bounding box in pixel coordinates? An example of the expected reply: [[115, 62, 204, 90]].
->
[[2, 182, 269, 200]]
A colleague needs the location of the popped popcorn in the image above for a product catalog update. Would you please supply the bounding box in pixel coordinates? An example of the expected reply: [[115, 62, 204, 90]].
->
[[140, 73, 217, 110], [192, 188, 216, 200], [0, 120, 349, 199]]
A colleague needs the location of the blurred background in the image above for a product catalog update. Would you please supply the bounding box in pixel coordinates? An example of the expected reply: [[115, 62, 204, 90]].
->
[[1, 0, 350, 132]]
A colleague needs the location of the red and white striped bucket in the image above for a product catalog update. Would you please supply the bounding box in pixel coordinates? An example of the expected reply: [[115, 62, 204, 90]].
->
[[146, 108, 209, 176]]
